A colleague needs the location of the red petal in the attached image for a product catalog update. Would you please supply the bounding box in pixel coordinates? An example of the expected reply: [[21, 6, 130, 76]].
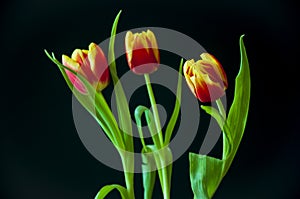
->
[[65, 70, 87, 94]]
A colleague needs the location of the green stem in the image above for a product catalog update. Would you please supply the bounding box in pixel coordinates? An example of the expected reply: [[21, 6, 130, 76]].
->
[[144, 74, 172, 199], [161, 166, 170, 199], [144, 74, 164, 147], [216, 99, 227, 160], [216, 99, 226, 120], [120, 150, 135, 199], [155, 153, 171, 199], [124, 172, 134, 199]]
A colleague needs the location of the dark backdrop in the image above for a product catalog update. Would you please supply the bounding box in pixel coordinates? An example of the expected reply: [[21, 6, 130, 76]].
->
[[1, 0, 299, 198]]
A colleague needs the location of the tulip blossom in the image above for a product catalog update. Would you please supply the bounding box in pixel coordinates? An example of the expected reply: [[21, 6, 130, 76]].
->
[[183, 53, 228, 102], [125, 30, 160, 75], [62, 43, 110, 93]]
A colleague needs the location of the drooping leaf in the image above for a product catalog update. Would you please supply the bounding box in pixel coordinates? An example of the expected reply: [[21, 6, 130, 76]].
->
[[200, 105, 225, 131], [189, 153, 223, 199], [134, 105, 161, 148], [94, 184, 129, 199]]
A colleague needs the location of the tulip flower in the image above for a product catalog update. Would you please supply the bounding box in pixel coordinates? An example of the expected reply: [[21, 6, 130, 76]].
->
[[125, 30, 160, 75], [183, 53, 228, 102], [62, 43, 110, 94]]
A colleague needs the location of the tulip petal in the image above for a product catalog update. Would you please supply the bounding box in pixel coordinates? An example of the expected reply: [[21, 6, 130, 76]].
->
[[95, 81, 109, 92], [71, 49, 86, 65], [146, 30, 160, 63], [200, 53, 228, 88], [196, 60, 224, 86], [88, 43, 109, 84], [71, 49, 92, 78], [65, 70, 87, 94], [137, 32, 150, 53], [125, 31, 134, 62], [125, 30, 160, 75], [134, 33, 150, 52], [183, 60, 197, 97], [60, 42, 110, 93], [73, 50, 95, 84], [183, 60, 195, 76], [62, 55, 80, 71], [195, 73, 224, 102], [183, 56, 227, 102]]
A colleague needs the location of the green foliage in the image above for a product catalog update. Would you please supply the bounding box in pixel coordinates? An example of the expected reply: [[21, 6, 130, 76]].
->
[[190, 35, 250, 198], [44, 50, 124, 148], [108, 10, 134, 153], [142, 146, 158, 199], [190, 153, 223, 199], [45, 11, 136, 199], [164, 58, 184, 145], [94, 184, 129, 199]]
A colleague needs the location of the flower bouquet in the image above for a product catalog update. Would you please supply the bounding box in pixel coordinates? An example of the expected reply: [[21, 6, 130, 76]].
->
[[45, 11, 250, 199]]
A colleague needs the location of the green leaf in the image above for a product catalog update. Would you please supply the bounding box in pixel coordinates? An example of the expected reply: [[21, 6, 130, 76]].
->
[[134, 106, 149, 149], [108, 10, 134, 152], [94, 184, 129, 199], [44, 50, 125, 148], [189, 153, 223, 199], [200, 105, 232, 158], [164, 58, 184, 145], [189, 35, 250, 198], [200, 105, 225, 130], [222, 34, 250, 176], [142, 145, 173, 199]]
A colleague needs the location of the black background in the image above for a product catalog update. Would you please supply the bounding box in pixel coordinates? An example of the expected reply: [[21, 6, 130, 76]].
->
[[1, 0, 299, 198]]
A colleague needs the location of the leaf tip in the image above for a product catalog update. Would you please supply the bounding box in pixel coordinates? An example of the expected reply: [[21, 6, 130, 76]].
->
[[179, 58, 184, 73], [239, 34, 246, 45], [200, 105, 209, 113], [44, 49, 50, 57], [115, 10, 122, 20]]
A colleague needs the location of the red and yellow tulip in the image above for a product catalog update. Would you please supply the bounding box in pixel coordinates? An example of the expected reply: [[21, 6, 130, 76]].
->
[[62, 43, 110, 93], [125, 30, 160, 75], [183, 53, 228, 102]]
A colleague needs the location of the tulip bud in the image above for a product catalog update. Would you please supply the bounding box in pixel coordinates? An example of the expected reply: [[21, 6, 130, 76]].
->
[[62, 43, 110, 94], [125, 30, 160, 75], [183, 53, 228, 102]]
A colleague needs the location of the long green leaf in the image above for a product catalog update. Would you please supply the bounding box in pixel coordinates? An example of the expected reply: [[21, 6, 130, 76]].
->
[[222, 35, 250, 176], [164, 58, 184, 145], [44, 50, 124, 148], [108, 10, 134, 152], [94, 184, 129, 199], [189, 153, 223, 199], [189, 35, 250, 198]]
